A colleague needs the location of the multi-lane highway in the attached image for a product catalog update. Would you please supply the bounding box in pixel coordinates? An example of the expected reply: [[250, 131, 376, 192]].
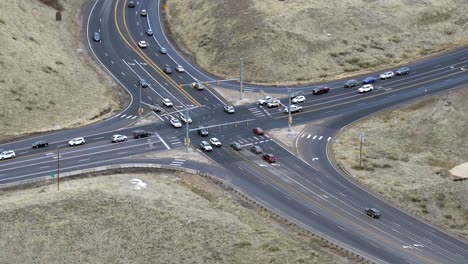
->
[[0, 0, 467, 263]]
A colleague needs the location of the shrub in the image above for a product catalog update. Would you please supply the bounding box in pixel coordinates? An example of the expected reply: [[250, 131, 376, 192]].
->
[[38, 0, 64, 11]]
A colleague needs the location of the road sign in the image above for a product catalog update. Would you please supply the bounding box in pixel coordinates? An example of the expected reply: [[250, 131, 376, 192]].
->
[[49, 173, 55, 179]]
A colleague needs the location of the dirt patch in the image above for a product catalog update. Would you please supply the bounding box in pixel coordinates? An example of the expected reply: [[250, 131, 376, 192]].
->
[[0, 172, 346, 263], [332, 88, 468, 239], [210, 85, 285, 106], [164, 0, 468, 84], [0, 0, 120, 140]]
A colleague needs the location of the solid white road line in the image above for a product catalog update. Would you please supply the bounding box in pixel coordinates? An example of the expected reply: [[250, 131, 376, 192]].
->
[[156, 133, 170, 149]]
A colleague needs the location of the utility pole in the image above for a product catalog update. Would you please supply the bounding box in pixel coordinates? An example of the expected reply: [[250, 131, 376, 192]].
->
[[288, 88, 292, 133], [239, 57, 243, 99], [185, 107, 190, 153], [57, 146, 60, 191], [359, 134, 365, 169]]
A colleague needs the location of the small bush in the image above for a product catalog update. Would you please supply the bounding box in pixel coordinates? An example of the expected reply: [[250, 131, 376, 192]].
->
[[38, 0, 64, 11], [411, 197, 422, 203], [234, 241, 252, 248]]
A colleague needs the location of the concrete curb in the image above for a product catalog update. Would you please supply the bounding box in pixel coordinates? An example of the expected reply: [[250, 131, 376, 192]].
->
[[0, 164, 373, 263]]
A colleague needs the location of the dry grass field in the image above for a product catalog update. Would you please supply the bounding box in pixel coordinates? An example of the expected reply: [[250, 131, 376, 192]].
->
[[0, 0, 119, 140], [0, 172, 348, 263], [164, 0, 468, 84], [332, 89, 468, 239]]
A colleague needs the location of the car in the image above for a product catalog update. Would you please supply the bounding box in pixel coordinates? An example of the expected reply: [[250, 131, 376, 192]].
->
[[192, 81, 204, 90], [138, 79, 148, 88], [0, 150, 16, 160], [258, 96, 274, 105], [170, 117, 182, 128], [162, 98, 173, 107], [175, 65, 185, 73], [180, 113, 192, 124], [362, 76, 377, 84], [312, 86, 330, 95], [267, 99, 281, 108], [344, 79, 358, 88], [140, 9, 147, 16], [138, 41, 148, 48], [68, 137, 85, 146], [395, 67, 410, 75], [111, 134, 128, 143], [197, 126, 209, 137], [93, 32, 100, 42], [128, 1, 135, 8], [163, 67, 173, 74], [292, 95, 306, 104], [379, 71, 394, 79], [159, 47, 167, 54], [32, 140, 48, 148], [230, 142, 242, 150], [290, 91, 304, 99], [150, 104, 163, 112], [253, 127, 264, 135], [133, 130, 151, 139], [224, 105, 235, 113], [200, 141, 213, 152], [146, 29, 154, 36], [250, 145, 262, 154], [262, 154, 276, 163], [365, 208, 381, 218], [283, 105, 303, 113], [210, 138, 222, 147], [358, 84, 374, 93]]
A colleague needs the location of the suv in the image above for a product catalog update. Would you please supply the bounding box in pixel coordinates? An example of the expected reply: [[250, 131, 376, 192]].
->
[[396, 67, 410, 75], [0, 150, 16, 160], [210, 138, 222, 147], [192, 81, 204, 90], [200, 141, 213, 152], [364, 208, 381, 218], [197, 126, 209, 137], [230, 142, 242, 150], [258, 96, 274, 105], [251, 145, 262, 154], [224, 105, 235, 113], [290, 91, 304, 99], [128, 1, 135, 8], [138, 79, 148, 88], [133, 130, 151, 139], [111, 134, 128, 143], [283, 105, 302, 113], [140, 9, 147, 16], [312, 86, 330, 95], [253, 127, 264, 135], [180, 113, 192, 124], [263, 154, 276, 163], [358, 84, 374, 93], [162, 98, 173, 107], [68, 137, 85, 146], [344, 79, 358, 88], [93, 32, 100, 42], [379, 71, 394, 79]]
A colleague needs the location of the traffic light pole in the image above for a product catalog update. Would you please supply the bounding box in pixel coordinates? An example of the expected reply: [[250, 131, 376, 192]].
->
[[239, 58, 243, 99], [185, 107, 190, 153], [288, 88, 292, 133]]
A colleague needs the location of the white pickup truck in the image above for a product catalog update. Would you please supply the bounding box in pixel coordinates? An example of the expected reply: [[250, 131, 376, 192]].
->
[[283, 105, 303, 113]]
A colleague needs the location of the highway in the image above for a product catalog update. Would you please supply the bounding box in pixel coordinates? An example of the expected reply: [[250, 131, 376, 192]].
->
[[0, 0, 467, 263]]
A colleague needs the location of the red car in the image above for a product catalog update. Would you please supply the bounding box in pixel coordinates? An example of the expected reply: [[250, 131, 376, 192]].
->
[[262, 154, 276, 163], [253, 127, 264, 135], [312, 86, 330, 95]]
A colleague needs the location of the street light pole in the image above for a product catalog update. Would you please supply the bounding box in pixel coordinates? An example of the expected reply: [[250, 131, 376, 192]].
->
[[57, 146, 60, 191], [288, 88, 292, 133], [185, 107, 190, 153], [239, 57, 243, 99], [359, 134, 365, 169]]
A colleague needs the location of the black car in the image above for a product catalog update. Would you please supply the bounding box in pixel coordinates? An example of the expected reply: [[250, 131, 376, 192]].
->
[[231, 142, 242, 150], [32, 140, 48, 148], [290, 91, 304, 99], [163, 67, 173, 74], [133, 130, 151, 139], [344, 79, 358, 88], [364, 208, 381, 218], [395, 67, 410, 75], [93, 32, 100, 42], [197, 127, 209, 137], [128, 1, 135, 8]]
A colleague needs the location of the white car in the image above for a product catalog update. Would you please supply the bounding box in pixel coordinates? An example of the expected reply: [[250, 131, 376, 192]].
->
[[192, 81, 204, 90], [159, 47, 167, 54], [210, 138, 222, 147], [180, 113, 192, 124], [170, 118, 182, 128], [138, 41, 148, 48], [224, 105, 235, 113], [0, 150, 16, 160], [358, 84, 374, 93], [292, 95, 306, 104], [379, 71, 394, 79], [267, 99, 281, 108], [200, 141, 213, 151], [258, 96, 274, 105], [162, 98, 173, 107], [140, 9, 147, 16], [283, 104, 303, 113], [68, 137, 85, 146], [175, 65, 185, 72], [111, 134, 127, 143]]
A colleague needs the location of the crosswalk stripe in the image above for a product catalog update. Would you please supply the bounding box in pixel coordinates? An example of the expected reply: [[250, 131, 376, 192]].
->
[[307, 135, 311, 139], [312, 135, 317, 139]]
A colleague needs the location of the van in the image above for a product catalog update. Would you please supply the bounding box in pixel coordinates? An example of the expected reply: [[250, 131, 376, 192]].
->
[[133, 130, 151, 139]]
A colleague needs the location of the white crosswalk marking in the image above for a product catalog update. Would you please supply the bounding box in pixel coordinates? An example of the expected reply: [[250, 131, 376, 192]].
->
[[327, 137, 331, 142], [312, 135, 317, 139], [307, 135, 311, 139], [120, 114, 127, 118], [318, 136, 323, 140]]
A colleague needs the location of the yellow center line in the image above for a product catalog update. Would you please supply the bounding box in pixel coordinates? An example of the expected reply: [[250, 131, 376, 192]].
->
[[113, 0, 201, 107]]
